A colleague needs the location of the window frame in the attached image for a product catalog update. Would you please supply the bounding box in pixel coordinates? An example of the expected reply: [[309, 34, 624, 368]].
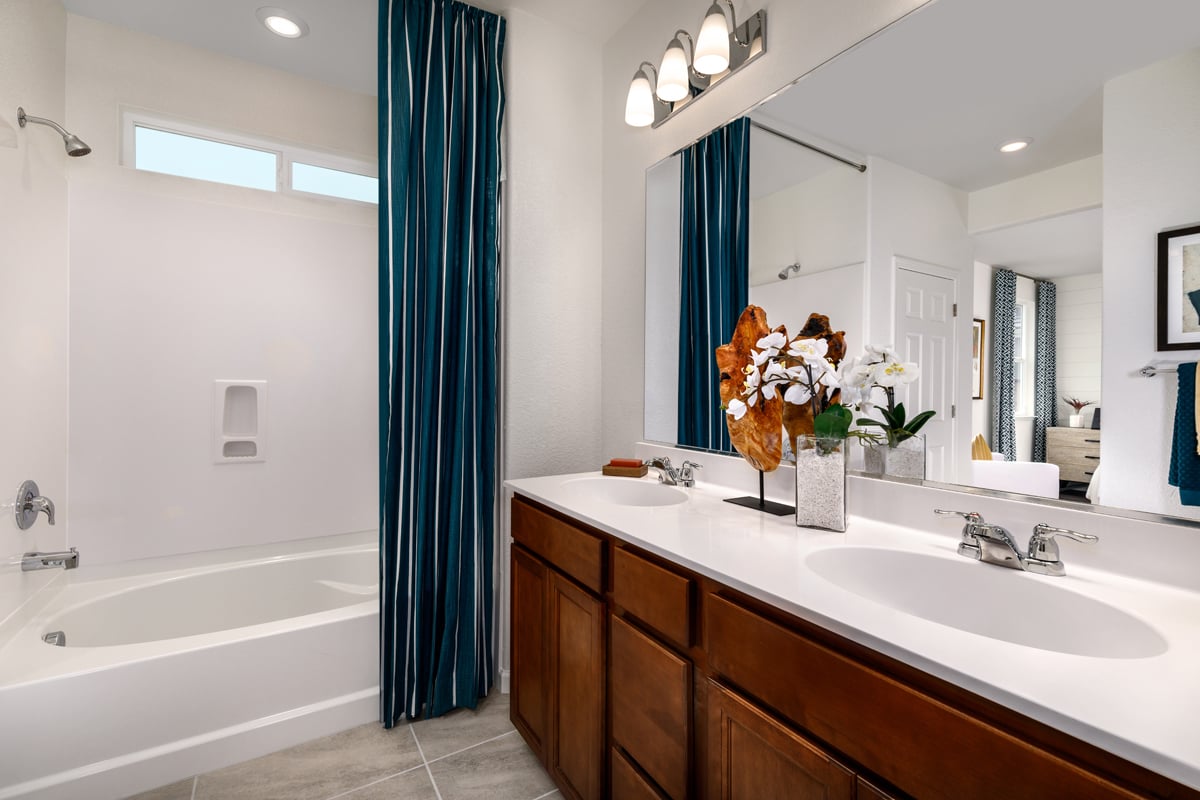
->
[[121, 110, 377, 205]]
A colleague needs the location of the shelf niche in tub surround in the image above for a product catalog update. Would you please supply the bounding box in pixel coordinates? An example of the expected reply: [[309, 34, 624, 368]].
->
[[502, 447, 1200, 796]]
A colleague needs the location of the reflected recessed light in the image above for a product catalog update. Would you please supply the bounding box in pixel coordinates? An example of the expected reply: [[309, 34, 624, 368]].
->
[[998, 138, 1032, 154], [257, 7, 309, 38]]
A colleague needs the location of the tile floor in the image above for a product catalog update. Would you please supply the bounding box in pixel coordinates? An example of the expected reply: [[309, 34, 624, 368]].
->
[[128, 693, 558, 800]]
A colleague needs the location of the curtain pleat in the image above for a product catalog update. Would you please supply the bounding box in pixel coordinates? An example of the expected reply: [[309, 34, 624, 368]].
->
[[1032, 280, 1057, 462], [677, 118, 750, 452], [991, 269, 1017, 461], [379, 0, 505, 726]]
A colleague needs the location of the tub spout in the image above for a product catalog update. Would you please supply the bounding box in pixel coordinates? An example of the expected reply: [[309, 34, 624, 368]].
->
[[22, 548, 78, 572]]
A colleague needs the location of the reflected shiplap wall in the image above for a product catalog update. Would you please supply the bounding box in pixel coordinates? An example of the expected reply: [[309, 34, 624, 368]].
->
[[0, 0, 70, 628]]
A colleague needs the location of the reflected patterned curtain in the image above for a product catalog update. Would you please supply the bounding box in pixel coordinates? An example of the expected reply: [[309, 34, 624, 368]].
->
[[677, 117, 750, 452], [991, 269, 1017, 460], [378, 0, 505, 726], [1032, 280, 1058, 462]]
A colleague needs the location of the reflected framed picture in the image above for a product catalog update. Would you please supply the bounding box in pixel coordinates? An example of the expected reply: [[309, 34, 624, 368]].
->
[[972, 318, 985, 400], [1157, 223, 1200, 350]]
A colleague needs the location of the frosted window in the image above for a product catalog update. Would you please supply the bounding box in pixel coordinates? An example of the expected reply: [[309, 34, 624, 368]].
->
[[292, 162, 379, 204], [134, 126, 277, 191]]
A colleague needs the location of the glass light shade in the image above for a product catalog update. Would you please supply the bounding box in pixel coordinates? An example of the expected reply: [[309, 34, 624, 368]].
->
[[625, 72, 655, 127], [657, 39, 691, 102], [694, 3, 731, 75]]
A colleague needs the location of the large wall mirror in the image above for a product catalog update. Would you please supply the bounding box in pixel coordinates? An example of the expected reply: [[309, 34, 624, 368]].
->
[[644, 0, 1200, 522]]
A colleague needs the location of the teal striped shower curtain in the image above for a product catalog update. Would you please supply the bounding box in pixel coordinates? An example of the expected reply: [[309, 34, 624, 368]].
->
[[378, 0, 505, 725]]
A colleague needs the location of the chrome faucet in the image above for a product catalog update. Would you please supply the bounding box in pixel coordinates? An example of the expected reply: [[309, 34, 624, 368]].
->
[[22, 547, 78, 572], [645, 456, 702, 488], [934, 510, 1097, 577], [15, 480, 55, 530]]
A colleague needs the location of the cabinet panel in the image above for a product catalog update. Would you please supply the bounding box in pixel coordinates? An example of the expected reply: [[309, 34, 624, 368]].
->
[[706, 593, 1143, 800], [549, 570, 605, 800], [610, 615, 690, 799], [708, 680, 855, 800], [856, 777, 900, 800], [612, 546, 693, 649], [612, 748, 667, 800], [511, 546, 548, 761], [512, 496, 604, 592]]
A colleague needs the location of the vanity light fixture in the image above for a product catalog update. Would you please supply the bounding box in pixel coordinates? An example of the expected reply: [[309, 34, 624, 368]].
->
[[626, 2, 766, 128], [256, 7, 309, 39], [998, 138, 1032, 153]]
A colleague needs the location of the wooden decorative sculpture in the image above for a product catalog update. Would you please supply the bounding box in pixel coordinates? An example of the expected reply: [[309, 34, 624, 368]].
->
[[715, 305, 785, 471]]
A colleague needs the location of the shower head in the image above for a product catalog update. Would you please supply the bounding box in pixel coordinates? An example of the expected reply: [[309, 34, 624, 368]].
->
[[778, 263, 802, 280], [17, 107, 92, 157]]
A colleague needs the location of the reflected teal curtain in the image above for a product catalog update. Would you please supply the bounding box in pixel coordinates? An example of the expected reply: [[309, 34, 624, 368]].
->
[[677, 117, 750, 452], [1032, 280, 1057, 462], [379, 0, 505, 726], [991, 269, 1017, 461]]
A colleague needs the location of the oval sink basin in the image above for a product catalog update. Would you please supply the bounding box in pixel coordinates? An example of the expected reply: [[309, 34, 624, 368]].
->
[[562, 477, 688, 508], [806, 547, 1167, 659]]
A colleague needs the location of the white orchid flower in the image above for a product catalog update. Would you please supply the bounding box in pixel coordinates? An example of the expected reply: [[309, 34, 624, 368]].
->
[[756, 331, 787, 351], [875, 360, 920, 387], [763, 360, 788, 381], [751, 347, 777, 367], [864, 344, 899, 363], [787, 337, 829, 362], [725, 398, 748, 420], [783, 383, 813, 405]]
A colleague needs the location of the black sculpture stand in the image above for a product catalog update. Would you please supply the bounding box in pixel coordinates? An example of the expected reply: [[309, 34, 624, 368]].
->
[[724, 469, 794, 516]]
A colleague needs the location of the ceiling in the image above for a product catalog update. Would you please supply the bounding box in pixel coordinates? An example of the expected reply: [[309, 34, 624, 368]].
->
[[754, 0, 1200, 193], [973, 208, 1103, 279], [61, 0, 646, 96]]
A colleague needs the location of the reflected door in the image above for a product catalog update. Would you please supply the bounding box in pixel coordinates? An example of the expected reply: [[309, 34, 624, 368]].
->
[[894, 267, 955, 482]]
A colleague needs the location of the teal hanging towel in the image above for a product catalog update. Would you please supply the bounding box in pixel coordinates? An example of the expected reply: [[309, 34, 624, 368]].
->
[[378, 0, 505, 725], [1169, 362, 1200, 506]]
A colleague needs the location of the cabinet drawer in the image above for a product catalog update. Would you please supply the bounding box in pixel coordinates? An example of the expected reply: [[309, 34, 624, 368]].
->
[[705, 593, 1142, 800], [612, 547, 693, 648], [611, 615, 690, 800], [612, 748, 667, 800], [512, 496, 603, 593], [1046, 428, 1100, 445], [1060, 465, 1097, 483]]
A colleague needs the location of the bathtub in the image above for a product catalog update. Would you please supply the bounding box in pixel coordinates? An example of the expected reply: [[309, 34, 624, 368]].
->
[[0, 532, 379, 800]]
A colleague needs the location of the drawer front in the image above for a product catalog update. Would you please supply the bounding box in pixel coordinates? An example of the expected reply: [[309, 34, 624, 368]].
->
[[612, 748, 667, 800], [705, 593, 1141, 800], [1059, 465, 1097, 483], [512, 496, 603, 593], [1046, 427, 1101, 446], [612, 547, 693, 648], [611, 615, 691, 800]]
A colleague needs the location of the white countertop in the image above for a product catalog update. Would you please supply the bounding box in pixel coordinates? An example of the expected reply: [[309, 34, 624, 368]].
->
[[505, 471, 1200, 791]]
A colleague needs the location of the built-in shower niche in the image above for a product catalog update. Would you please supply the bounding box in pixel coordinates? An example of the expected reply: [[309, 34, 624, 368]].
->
[[214, 380, 267, 463]]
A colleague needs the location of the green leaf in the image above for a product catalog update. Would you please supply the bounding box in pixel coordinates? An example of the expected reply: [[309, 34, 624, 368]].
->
[[906, 409, 937, 435], [855, 418, 886, 428], [814, 403, 852, 440], [891, 402, 907, 428]]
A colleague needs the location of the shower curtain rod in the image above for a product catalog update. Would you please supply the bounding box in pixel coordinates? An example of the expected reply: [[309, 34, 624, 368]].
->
[[750, 121, 867, 173]]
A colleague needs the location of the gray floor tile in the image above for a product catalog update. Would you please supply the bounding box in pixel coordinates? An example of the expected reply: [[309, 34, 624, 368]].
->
[[427, 731, 554, 800], [193, 723, 422, 800], [411, 691, 515, 761], [336, 765, 437, 800], [124, 778, 195, 800]]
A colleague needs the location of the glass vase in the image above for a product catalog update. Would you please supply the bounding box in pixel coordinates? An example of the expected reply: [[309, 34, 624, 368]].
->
[[862, 434, 926, 480], [793, 435, 846, 532]]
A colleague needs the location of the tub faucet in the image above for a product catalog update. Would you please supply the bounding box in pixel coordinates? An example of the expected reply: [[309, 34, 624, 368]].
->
[[15, 480, 55, 530], [22, 547, 78, 572]]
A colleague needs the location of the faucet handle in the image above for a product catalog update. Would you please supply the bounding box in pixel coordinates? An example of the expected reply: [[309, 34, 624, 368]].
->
[[678, 461, 702, 486], [934, 509, 984, 523], [1028, 523, 1098, 563]]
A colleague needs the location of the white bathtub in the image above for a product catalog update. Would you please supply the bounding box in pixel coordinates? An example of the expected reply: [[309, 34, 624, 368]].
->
[[0, 532, 380, 800]]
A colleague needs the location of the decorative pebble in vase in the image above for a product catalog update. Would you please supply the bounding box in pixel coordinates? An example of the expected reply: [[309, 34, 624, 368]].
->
[[794, 435, 846, 532], [862, 434, 926, 480]]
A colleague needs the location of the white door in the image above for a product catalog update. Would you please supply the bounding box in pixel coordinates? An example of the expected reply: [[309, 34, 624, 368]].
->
[[894, 267, 956, 482]]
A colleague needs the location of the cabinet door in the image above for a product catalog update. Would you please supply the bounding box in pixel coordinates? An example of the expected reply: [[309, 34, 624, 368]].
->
[[511, 547, 548, 761], [610, 615, 691, 799], [708, 680, 855, 800], [549, 569, 605, 800]]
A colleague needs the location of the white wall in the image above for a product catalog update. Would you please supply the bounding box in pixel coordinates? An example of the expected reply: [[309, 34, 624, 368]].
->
[[967, 155, 1102, 235], [503, 9, 604, 479], [601, 0, 931, 459], [65, 16, 378, 564], [972, 261, 992, 444], [0, 0, 70, 627], [644, 155, 683, 445], [1054, 272, 1102, 426], [750, 264, 865, 354], [1101, 48, 1200, 518], [749, 165, 867, 287]]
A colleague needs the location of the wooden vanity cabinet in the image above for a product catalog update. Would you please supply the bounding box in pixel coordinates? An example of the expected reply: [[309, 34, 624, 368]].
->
[[511, 498, 605, 800]]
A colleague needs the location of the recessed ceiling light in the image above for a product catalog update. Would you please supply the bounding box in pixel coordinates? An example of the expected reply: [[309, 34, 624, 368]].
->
[[998, 138, 1032, 154], [257, 7, 309, 39]]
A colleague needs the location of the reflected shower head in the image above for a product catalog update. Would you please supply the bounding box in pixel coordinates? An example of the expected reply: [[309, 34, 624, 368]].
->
[[778, 263, 801, 280], [17, 107, 91, 157]]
